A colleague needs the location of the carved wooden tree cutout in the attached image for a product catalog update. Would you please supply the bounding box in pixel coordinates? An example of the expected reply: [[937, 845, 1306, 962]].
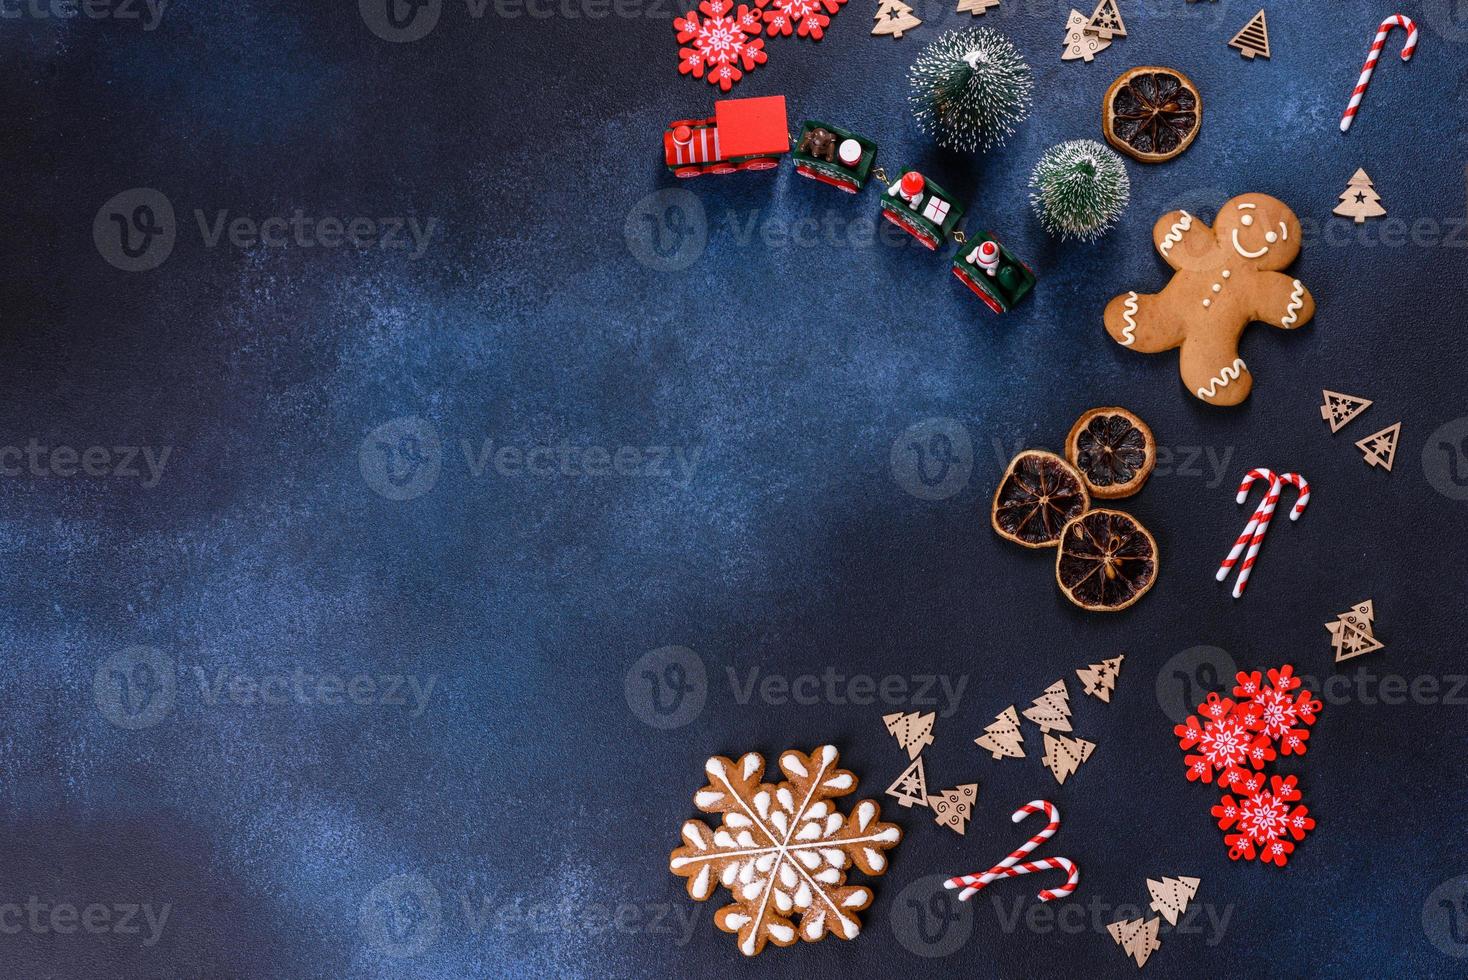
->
[[1077, 654, 1125, 702], [974, 705, 1026, 759], [1023, 680, 1073, 733]]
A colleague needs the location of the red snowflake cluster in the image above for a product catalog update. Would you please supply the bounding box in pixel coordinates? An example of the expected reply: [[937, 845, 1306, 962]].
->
[[1173, 665, 1322, 867], [674, 0, 846, 90]]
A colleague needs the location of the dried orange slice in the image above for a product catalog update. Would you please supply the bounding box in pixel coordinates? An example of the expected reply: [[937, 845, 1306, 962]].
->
[[1065, 407, 1156, 499], [991, 450, 1090, 549], [1055, 509, 1158, 611], [1102, 66, 1201, 163]]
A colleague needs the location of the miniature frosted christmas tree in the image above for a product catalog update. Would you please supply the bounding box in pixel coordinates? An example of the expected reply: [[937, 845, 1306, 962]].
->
[[1029, 140, 1130, 242], [883, 710, 935, 759], [974, 705, 1025, 759], [1076, 653, 1125, 702], [1041, 732, 1095, 784], [1022, 679, 1072, 732], [1147, 876, 1200, 926], [908, 27, 1033, 151], [872, 0, 921, 38], [1333, 168, 1386, 224]]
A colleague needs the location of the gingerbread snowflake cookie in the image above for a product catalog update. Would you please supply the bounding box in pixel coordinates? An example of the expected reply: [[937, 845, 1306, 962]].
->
[[1103, 193, 1315, 406], [669, 745, 902, 956]]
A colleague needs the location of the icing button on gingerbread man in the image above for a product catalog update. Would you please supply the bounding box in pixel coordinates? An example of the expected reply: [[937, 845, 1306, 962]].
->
[[1104, 193, 1315, 406]]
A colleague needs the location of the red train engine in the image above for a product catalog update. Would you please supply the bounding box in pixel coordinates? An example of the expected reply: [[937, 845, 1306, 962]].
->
[[664, 95, 790, 178]]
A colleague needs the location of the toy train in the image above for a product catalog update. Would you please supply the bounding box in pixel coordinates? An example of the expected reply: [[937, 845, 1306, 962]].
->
[[664, 95, 790, 178], [660, 95, 1036, 312]]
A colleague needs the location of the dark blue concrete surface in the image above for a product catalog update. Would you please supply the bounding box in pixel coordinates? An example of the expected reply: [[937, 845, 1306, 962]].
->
[[5, 0, 1468, 976]]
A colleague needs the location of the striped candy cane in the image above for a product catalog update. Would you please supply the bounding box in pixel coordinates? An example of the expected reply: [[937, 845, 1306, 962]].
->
[[1340, 15, 1418, 133], [969, 857, 1080, 902], [943, 800, 1079, 902], [1216, 468, 1279, 583], [1279, 472, 1310, 521], [1231, 471, 1310, 598]]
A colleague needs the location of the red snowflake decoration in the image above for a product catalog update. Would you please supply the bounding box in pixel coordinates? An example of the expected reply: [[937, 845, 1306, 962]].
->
[[675, 0, 768, 91], [1211, 773, 1315, 867], [756, 0, 846, 40], [1233, 666, 1321, 758], [1174, 692, 1271, 788]]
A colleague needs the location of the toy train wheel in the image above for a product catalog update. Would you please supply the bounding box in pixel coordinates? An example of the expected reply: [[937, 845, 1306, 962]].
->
[[738, 157, 779, 171], [674, 166, 703, 179], [709, 163, 738, 175]]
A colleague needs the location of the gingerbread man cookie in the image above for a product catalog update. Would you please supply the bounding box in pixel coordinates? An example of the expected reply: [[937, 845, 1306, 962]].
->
[[1104, 194, 1315, 406]]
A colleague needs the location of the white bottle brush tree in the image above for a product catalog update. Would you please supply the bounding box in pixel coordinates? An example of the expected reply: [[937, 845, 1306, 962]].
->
[[1029, 139, 1131, 242], [908, 27, 1033, 152]]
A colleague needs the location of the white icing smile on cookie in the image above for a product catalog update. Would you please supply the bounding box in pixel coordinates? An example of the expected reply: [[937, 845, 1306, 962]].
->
[[1230, 202, 1290, 260], [1231, 229, 1270, 259]]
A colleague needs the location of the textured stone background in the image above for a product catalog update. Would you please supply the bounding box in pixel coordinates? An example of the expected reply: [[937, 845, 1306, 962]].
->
[[5, 0, 1468, 975]]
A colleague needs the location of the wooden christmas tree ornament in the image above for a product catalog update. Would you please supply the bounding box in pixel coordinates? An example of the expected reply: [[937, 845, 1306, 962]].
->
[[1356, 421, 1401, 471], [1109, 916, 1162, 968], [928, 783, 978, 834], [1085, 0, 1126, 39], [1320, 390, 1373, 432], [1076, 654, 1125, 702], [1333, 168, 1386, 223], [1062, 8, 1111, 61], [1147, 876, 1201, 926], [1041, 733, 1095, 784], [1022, 679, 1073, 733], [885, 755, 931, 808], [884, 710, 936, 759], [1228, 9, 1270, 59], [956, 0, 999, 14], [872, 0, 921, 38], [975, 705, 1026, 759], [1327, 599, 1385, 662]]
